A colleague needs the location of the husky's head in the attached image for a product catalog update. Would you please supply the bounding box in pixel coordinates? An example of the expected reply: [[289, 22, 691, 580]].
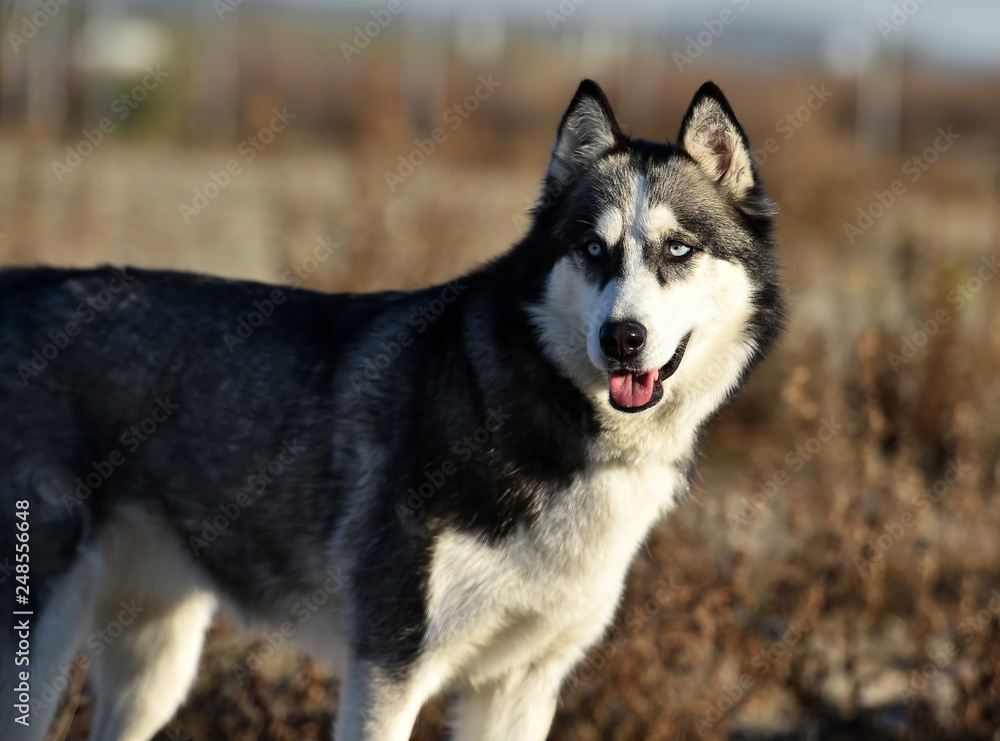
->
[[527, 80, 782, 427]]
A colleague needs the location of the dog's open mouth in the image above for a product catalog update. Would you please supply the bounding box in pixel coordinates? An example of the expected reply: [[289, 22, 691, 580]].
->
[[607, 331, 692, 413]]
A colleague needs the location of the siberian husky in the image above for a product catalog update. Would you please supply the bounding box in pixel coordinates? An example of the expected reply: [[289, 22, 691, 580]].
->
[[0, 79, 782, 740]]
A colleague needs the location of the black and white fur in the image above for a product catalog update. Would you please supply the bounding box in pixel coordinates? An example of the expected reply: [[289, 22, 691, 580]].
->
[[0, 80, 782, 741]]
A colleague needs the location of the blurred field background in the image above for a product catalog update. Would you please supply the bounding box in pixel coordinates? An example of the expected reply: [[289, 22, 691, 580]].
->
[[3, 0, 1000, 739]]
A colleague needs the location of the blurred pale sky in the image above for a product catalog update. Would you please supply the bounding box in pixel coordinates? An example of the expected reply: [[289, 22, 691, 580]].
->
[[310, 0, 1000, 72]]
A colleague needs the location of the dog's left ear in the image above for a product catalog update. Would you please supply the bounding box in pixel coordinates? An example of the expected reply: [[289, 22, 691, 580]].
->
[[678, 82, 757, 202]]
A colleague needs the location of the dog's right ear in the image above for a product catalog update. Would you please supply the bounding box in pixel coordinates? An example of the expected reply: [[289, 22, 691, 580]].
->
[[544, 80, 623, 189]]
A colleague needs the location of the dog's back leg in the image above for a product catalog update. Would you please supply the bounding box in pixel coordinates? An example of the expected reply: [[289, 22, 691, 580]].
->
[[82, 514, 217, 741], [86, 588, 216, 741]]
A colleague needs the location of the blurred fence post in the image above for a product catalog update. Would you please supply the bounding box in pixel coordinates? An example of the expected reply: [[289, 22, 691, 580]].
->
[[855, 2, 904, 155], [189, 0, 239, 142]]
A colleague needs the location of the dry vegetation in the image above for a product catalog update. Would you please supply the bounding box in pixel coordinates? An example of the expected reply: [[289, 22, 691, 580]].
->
[[5, 33, 1000, 741]]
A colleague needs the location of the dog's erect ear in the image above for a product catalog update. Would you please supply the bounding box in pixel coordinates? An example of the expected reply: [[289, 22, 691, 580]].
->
[[678, 82, 757, 201], [545, 80, 623, 188]]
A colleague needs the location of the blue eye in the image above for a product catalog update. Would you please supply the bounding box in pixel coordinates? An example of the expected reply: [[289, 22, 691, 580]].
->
[[668, 241, 692, 258], [586, 242, 603, 258]]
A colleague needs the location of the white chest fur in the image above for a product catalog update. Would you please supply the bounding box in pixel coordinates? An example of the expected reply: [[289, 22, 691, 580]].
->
[[423, 457, 685, 688]]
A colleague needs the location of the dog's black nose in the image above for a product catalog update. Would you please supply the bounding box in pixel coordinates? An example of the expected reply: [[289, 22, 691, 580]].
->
[[599, 320, 646, 361]]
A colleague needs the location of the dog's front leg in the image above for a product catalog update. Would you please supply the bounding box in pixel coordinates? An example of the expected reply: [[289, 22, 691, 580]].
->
[[451, 663, 565, 741], [333, 654, 428, 741]]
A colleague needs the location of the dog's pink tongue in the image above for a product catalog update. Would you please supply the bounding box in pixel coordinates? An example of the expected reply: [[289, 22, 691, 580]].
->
[[609, 370, 658, 408]]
